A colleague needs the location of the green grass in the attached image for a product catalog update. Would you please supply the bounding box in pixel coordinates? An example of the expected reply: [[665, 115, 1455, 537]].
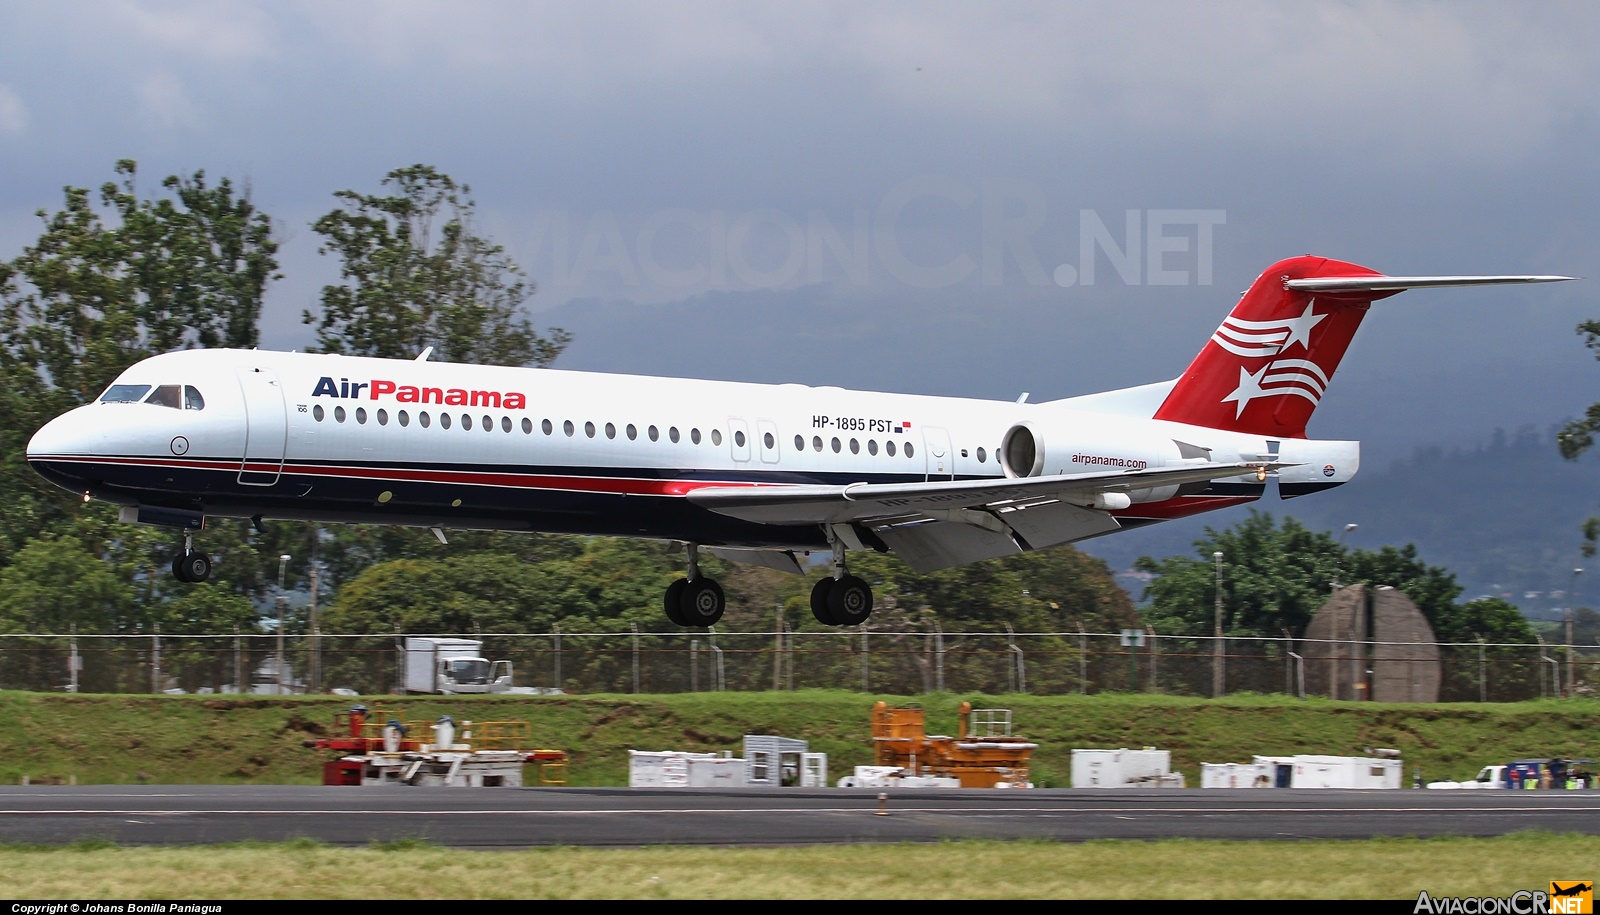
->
[[2, 689, 1599, 786], [0, 833, 1595, 898]]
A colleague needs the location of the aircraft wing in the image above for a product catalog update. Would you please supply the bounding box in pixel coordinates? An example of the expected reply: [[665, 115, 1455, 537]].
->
[[689, 461, 1286, 572]]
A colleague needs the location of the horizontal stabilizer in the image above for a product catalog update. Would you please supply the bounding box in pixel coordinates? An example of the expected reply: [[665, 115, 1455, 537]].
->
[[1285, 275, 1575, 293]]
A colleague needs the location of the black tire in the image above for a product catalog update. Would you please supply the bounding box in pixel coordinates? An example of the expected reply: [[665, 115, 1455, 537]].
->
[[826, 574, 872, 626], [663, 578, 689, 626], [679, 577, 726, 626], [171, 553, 191, 583], [810, 577, 837, 626], [178, 551, 211, 583]]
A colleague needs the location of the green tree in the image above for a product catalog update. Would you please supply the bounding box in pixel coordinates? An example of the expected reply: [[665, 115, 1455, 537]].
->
[[0, 160, 278, 555], [1557, 317, 1600, 557], [1134, 511, 1533, 644], [305, 164, 569, 367]]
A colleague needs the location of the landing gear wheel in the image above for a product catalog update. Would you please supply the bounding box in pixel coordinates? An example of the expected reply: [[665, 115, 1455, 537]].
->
[[679, 577, 726, 627], [663, 578, 689, 626], [826, 574, 873, 626], [810, 577, 837, 626], [173, 551, 211, 583]]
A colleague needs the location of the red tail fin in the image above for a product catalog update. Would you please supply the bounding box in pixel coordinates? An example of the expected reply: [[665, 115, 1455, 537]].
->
[[1152, 255, 1393, 438]]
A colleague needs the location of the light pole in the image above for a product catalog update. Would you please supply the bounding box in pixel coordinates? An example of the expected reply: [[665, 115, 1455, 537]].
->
[[277, 554, 290, 695], [1213, 551, 1224, 698], [1332, 523, 1358, 590], [1567, 568, 1583, 697]]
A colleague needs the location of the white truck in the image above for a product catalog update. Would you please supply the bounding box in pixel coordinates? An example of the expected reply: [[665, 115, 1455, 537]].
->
[[404, 637, 516, 694], [1426, 765, 1506, 789]]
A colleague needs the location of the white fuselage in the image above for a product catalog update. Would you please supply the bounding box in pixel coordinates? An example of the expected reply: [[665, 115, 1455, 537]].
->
[[26, 347, 1356, 549]]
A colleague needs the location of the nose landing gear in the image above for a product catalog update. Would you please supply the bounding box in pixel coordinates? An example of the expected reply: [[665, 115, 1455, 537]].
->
[[665, 543, 725, 627]]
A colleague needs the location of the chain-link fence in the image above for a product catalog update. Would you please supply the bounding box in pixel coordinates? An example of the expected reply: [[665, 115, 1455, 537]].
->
[[1, 629, 1593, 702]]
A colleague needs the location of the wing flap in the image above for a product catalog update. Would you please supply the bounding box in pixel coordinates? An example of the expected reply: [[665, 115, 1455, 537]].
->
[[874, 519, 1023, 573], [688, 461, 1284, 527]]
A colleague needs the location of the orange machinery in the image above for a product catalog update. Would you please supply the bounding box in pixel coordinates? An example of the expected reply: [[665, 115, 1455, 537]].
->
[[871, 701, 1036, 788], [307, 704, 569, 786]]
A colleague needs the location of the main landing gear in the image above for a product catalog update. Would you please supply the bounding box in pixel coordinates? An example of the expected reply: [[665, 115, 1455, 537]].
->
[[810, 536, 873, 627], [665, 543, 725, 627], [170, 530, 212, 583]]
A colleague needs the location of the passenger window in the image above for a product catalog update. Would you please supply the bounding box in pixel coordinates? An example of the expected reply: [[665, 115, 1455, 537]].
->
[[735, 430, 747, 448], [710, 429, 721, 446], [377, 409, 389, 426], [691, 428, 702, 445], [626, 424, 637, 441], [335, 406, 347, 423], [461, 414, 471, 431], [313, 405, 325, 422], [100, 384, 151, 403], [356, 407, 367, 424], [669, 426, 680, 443], [831, 437, 841, 453], [503, 416, 513, 433], [484, 415, 493, 432], [867, 439, 877, 455], [886, 440, 896, 457], [605, 422, 616, 439], [849, 438, 859, 454], [905, 442, 915, 458], [399, 410, 410, 427], [420, 411, 431, 428], [584, 421, 595, 438], [540, 419, 551, 434], [812, 436, 823, 452], [764, 432, 775, 449], [977, 447, 987, 463], [564, 420, 575, 437], [441, 413, 452, 429], [146, 385, 182, 409], [183, 386, 205, 410], [794, 435, 804, 450], [648, 425, 660, 442]]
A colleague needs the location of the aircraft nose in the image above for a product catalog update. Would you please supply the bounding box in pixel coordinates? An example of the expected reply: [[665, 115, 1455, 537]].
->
[[27, 407, 105, 491]]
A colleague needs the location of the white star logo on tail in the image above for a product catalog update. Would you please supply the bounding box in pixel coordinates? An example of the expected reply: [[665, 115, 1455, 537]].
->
[[1222, 359, 1331, 417], [1211, 302, 1327, 357]]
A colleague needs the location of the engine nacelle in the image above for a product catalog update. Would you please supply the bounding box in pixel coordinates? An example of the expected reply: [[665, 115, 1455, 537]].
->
[[998, 419, 1181, 504]]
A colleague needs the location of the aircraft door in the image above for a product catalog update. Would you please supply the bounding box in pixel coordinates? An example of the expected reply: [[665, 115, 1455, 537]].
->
[[756, 420, 780, 464], [923, 426, 954, 481], [236, 367, 287, 485], [728, 417, 751, 462]]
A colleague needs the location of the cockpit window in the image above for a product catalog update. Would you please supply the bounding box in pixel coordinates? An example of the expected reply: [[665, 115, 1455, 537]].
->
[[146, 385, 182, 409], [100, 384, 151, 403], [184, 385, 205, 410]]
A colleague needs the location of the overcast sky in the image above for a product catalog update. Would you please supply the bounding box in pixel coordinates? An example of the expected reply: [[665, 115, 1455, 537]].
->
[[2, 1, 1597, 478]]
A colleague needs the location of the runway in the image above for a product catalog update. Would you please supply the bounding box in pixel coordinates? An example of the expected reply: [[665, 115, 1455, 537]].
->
[[0, 786, 1596, 847]]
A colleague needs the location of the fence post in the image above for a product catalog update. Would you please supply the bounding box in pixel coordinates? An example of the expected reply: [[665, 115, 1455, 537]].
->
[[1078, 626, 1088, 695], [68, 625, 79, 694], [151, 623, 160, 694], [1476, 636, 1486, 703], [935, 621, 945, 693], [1148, 626, 1158, 694], [553, 623, 562, 692], [860, 627, 870, 692], [631, 622, 640, 694], [690, 639, 699, 692]]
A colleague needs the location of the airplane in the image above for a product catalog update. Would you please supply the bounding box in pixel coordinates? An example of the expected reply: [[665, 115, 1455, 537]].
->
[[26, 255, 1574, 628]]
